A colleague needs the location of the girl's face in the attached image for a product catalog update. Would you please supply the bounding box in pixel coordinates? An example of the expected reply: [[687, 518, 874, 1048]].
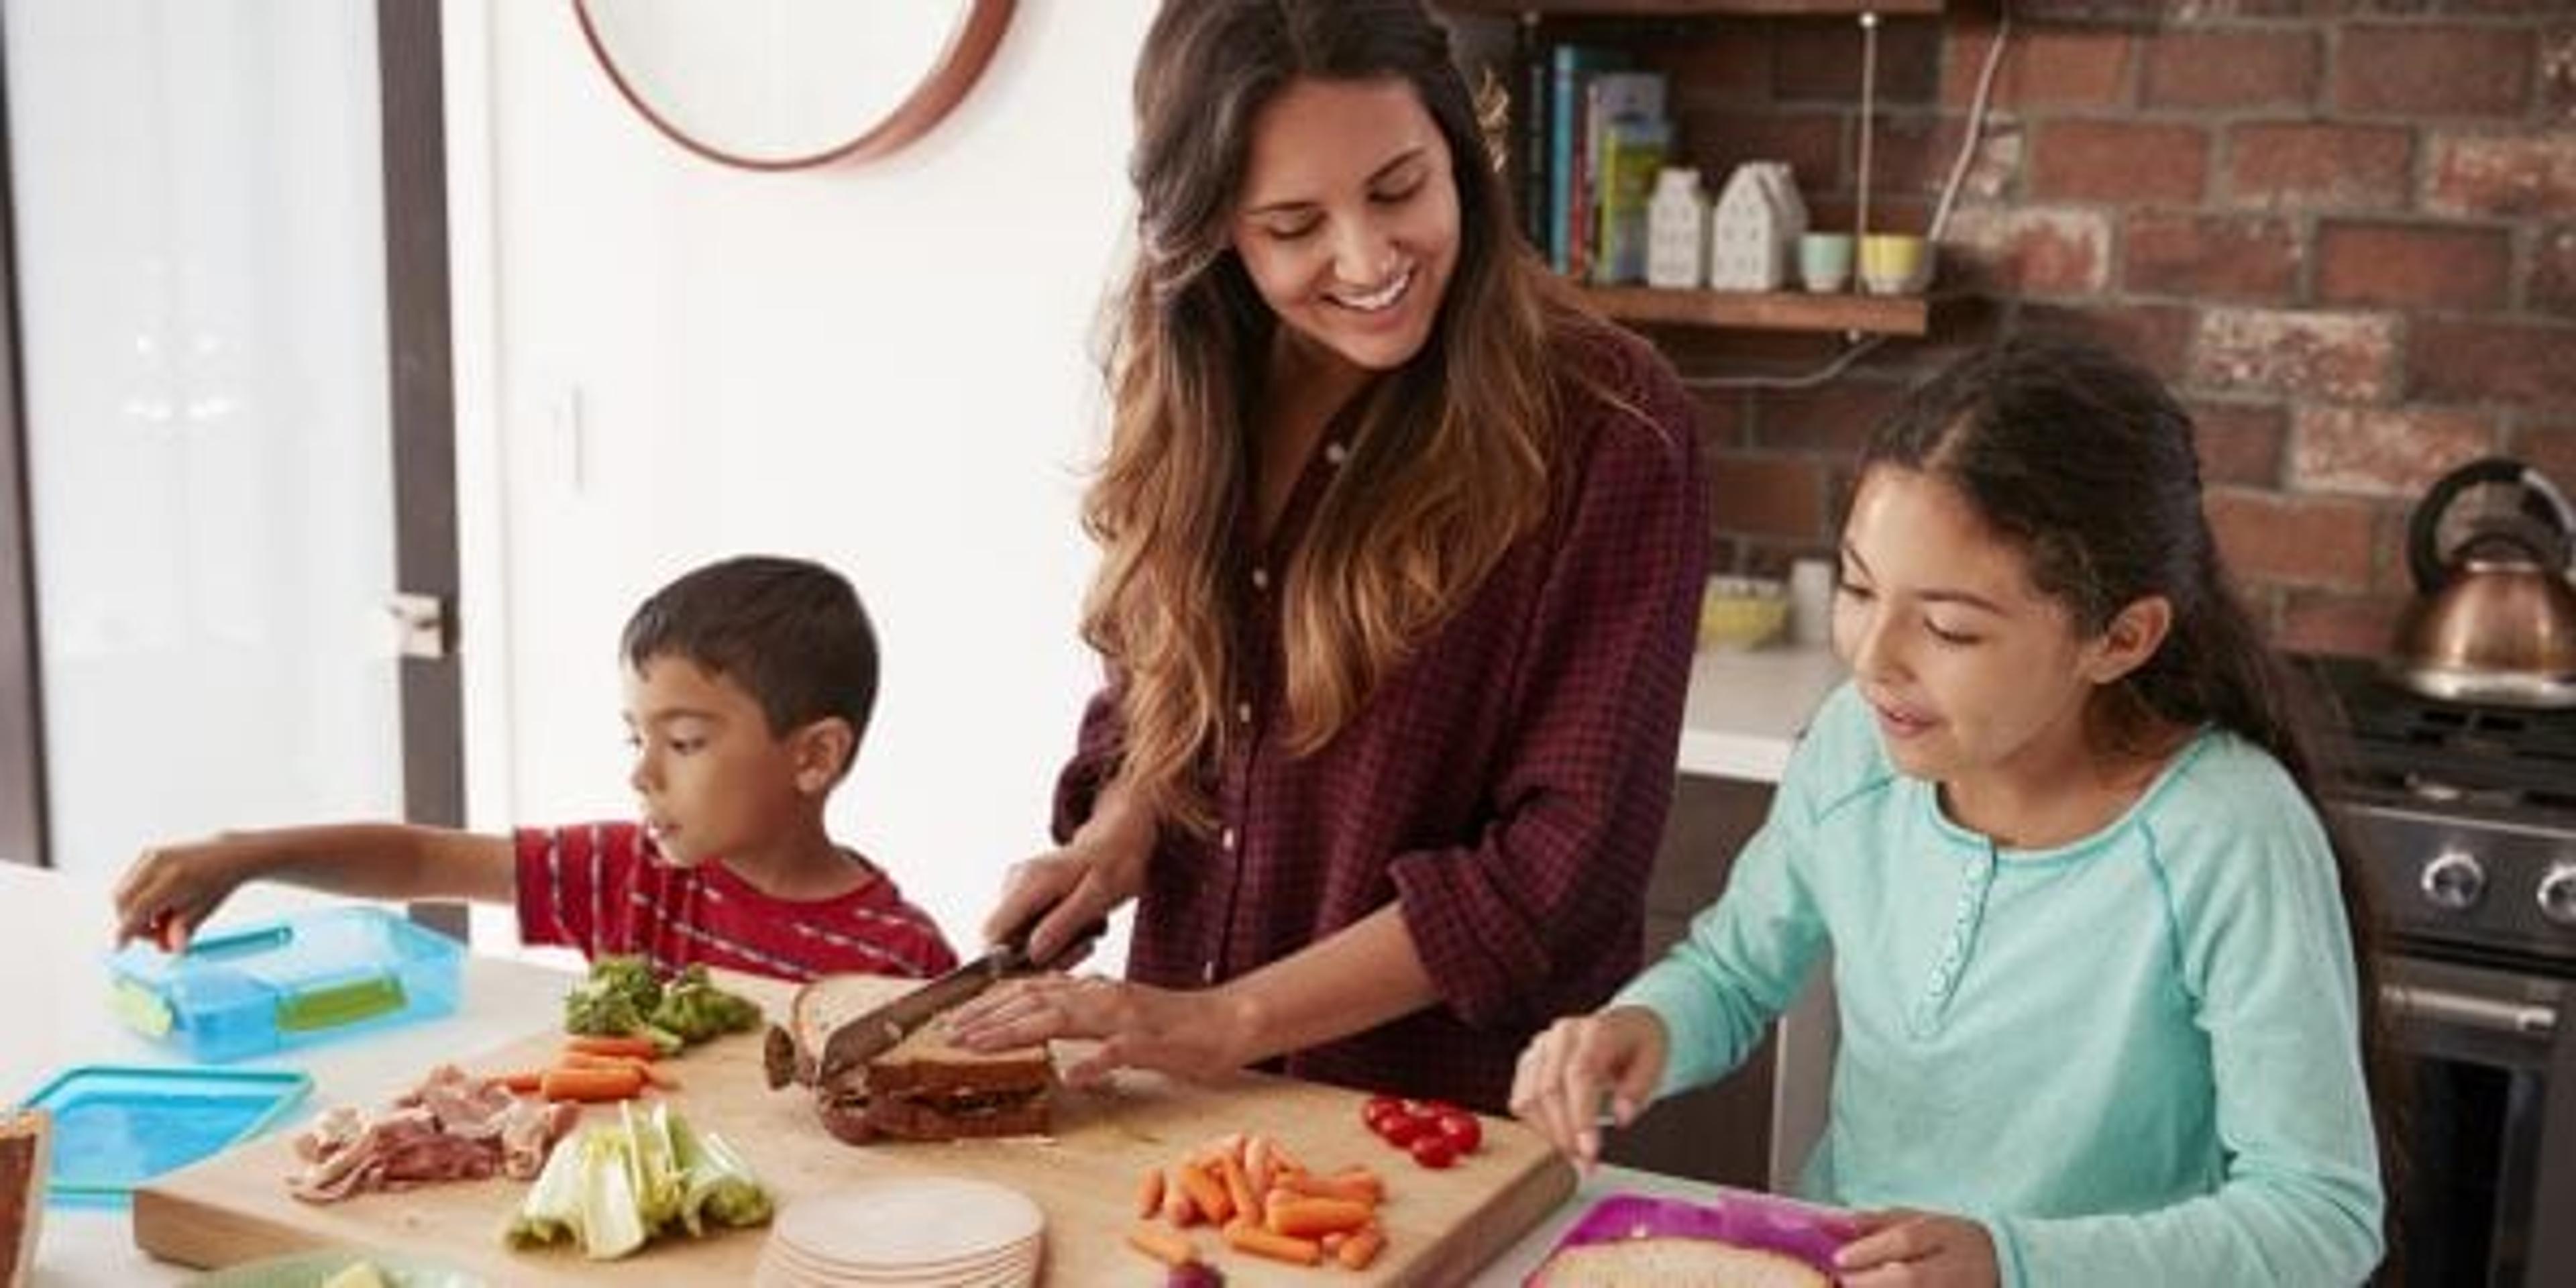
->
[[1833, 466, 2133, 790], [621, 655, 823, 867], [1229, 76, 1460, 378]]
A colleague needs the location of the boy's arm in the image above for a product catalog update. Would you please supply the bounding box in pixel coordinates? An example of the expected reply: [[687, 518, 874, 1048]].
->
[[114, 823, 513, 949]]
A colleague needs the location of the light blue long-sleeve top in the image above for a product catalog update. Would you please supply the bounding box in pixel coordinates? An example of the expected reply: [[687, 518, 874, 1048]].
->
[[1616, 683, 2383, 1286]]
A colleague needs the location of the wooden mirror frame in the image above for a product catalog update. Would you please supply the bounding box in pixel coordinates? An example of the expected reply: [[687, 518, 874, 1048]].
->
[[572, 0, 1016, 171]]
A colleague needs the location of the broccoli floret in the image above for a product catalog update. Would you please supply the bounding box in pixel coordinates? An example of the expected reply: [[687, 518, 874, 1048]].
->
[[565, 955, 665, 1038], [649, 965, 763, 1042]]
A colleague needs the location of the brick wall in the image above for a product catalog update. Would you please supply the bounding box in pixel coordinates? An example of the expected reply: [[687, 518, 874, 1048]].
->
[[1594, 1, 2576, 659]]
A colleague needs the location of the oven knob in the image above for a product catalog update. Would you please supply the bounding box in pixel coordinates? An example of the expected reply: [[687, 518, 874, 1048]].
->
[[2420, 851, 2485, 912], [2539, 865, 2576, 929]]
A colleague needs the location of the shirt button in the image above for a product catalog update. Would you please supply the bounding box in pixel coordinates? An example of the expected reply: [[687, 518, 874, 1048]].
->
[[1221, 827, 1237, 851], [1252, 567, 1271, 590], [1236, 701, 1253, 724], [1324, 441, 1350, 466], [1201, 960, 1218, 984]]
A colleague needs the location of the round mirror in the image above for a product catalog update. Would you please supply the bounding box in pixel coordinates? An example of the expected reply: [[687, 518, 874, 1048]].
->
[[574, 0, 1016, 170]]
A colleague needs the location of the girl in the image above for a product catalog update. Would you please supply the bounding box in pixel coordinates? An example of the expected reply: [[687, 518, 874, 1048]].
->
[[1511, 336, 2386, 1286], [947, 0, 1705, 1114]]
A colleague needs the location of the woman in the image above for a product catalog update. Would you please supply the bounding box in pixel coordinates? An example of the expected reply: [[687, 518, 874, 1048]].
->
[[949, 0, 1706, 1114]]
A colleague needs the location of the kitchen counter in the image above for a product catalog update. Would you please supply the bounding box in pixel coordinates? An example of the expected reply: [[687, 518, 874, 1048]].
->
[[1678, 641, 1843, 782], [3, 863, 1753, 1285]]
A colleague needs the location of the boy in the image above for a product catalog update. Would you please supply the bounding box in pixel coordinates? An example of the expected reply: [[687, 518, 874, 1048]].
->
[[111, 554, 961, 982]]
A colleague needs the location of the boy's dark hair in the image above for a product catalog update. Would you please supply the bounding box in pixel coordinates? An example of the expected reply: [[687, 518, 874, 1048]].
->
[[620, 555, 879, 749]]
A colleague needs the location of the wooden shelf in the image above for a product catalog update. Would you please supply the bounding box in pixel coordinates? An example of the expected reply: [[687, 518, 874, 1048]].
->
[[1442, 1, 1943, 16], [1579, 286, 1929, 337]]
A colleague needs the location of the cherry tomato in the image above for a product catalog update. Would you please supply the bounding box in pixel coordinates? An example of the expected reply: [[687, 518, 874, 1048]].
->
[[1434, 1110, 1483, 1155], [1362, 1095, 1404, 1126], [1377, 1110, 1434, 1147], [1408, 1133, 1460, 1169]]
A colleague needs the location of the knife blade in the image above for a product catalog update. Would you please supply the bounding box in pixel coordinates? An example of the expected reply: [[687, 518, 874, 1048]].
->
[[812, 917, 1105, 1085]]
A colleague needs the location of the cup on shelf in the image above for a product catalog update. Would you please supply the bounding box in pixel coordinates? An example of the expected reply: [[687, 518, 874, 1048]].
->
[[1796, 232, 1854, 294], [1860, 233, 1931, 295], [1786, 557, 1836, 647]]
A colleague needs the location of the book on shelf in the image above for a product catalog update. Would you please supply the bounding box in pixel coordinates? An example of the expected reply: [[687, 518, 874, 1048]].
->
[[1547, 43, 1627, 276], [1585, 78, 1670, 286]]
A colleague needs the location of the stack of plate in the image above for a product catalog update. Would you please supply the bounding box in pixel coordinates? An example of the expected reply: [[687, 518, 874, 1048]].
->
[[756, 1177, 1044, 1287]]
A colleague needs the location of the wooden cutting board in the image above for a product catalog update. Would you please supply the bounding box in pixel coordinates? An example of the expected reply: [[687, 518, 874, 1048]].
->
[[135, 973, 1576, 1285]]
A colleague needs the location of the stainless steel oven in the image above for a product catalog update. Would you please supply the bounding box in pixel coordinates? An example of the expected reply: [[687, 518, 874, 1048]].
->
[[2299, 653, 2576, 1288], [2380, 949, 2576, 1285]]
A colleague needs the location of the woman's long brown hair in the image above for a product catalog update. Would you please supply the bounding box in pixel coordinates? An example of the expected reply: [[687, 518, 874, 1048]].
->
[[1084, 0, 1592, 832]]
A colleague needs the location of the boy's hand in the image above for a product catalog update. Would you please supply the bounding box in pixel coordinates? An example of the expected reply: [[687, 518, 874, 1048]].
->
[[1833, 1210, 2000, 1288], [113, 837, 255, 952], [1508, 1006, 1669, 1172]]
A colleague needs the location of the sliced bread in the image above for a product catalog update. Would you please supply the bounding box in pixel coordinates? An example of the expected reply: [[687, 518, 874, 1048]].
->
[[1532, 1235, 1831, 1288], [1, 1108, 48, 1288]]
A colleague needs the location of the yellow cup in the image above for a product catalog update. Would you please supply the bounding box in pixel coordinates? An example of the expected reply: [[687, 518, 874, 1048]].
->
[[1860, 233, 1929, 295]]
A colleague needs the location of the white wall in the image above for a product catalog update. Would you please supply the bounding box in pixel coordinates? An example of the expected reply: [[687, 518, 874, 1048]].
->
[[449, 0, 1157, 955]]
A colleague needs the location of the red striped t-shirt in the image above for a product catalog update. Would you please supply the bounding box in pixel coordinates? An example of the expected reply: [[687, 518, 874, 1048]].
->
[[513, 822, 959, 982]]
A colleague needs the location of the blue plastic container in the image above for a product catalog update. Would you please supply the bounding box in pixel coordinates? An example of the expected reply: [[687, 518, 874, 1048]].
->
[[18, 1064, 311, 1207], [107, 906, 464, 1062]]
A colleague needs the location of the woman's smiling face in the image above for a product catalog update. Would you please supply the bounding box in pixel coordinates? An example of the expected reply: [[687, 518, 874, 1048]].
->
[[1228, 76, 1460, 378]]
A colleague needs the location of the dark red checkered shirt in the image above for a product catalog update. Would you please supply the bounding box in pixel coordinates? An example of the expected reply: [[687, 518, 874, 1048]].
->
[[1055, 321, 1706, 1113], [514, 822, 959, 982]]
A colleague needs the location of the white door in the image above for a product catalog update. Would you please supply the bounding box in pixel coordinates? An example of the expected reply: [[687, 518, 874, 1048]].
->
[[3, 1, 441, 881]]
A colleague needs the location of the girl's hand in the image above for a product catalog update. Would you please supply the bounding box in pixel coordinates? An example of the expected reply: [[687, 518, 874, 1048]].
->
[[942, 974, 1248, 1084], [1833, 1209, 2000, 1288], [112, 837, 254, 951], [1508, 1006, 1668, 1171]]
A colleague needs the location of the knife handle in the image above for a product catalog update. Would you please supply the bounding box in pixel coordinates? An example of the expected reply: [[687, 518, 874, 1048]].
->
[[1002, 916, 1110, 972]]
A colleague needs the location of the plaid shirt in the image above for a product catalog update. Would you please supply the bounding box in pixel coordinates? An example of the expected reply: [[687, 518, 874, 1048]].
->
[[1056, 321, 1706, 1112], [515, 822, 959, 983]]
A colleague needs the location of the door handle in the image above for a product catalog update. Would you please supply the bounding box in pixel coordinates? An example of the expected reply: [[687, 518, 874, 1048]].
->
[[2382, 982, 2558, 1041], [386, 592, 449, 660]]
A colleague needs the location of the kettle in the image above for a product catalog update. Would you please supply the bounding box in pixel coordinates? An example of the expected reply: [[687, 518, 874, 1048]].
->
[[2389, 458, 2576, 708]]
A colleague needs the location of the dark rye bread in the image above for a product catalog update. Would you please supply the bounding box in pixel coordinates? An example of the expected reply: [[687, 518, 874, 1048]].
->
[[1, 1108, 47, 1288], [781, 974, 1057, 1144]]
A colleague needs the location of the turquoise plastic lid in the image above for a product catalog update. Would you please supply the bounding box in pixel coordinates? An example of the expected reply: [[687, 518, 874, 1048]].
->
[[18, 1064, 311, 1207]]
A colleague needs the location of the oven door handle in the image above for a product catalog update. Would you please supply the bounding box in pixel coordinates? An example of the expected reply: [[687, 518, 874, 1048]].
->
[[2381, 983, 2558, 1041]]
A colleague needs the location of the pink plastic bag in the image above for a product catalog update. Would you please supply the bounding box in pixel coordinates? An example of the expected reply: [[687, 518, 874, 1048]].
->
[[1529, 1189, 1860, 1283]]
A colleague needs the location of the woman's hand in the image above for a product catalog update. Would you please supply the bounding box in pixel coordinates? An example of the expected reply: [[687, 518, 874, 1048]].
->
[[981, 788, 1154, 968], [1833, 1210, 2000, 1288], [1509, 1006, 1669, 1171], [943, 974, 1250, 1085], [113, 835, 256, 951]]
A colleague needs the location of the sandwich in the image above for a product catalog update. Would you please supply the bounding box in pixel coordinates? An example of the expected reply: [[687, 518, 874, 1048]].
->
[[1, 1108, 48, 1288], [764, 973, 1056, 1145], [1530, 1236, 1831, 1288]]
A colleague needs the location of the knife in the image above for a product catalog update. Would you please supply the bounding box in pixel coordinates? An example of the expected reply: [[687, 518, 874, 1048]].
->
[[812, 916, 1105, 1085]]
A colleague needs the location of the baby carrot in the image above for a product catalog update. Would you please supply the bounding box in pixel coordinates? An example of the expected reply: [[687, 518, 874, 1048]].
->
[[1125, 1222, 1198, 1269], [1217, 1152, 1260, 1229], [492, 1070, 544, 1094], [1163, 1166, 1201, 1227], [563, 1034, 662, 1061], [539, 1065, 645, 1102], [1267, 1195, 1374, 1239], [1277, 1167, 1383, 1206], [1223, 1219, 1322, 1267], [1338, 1225, 1387, 1271], [1136, 1166, 1166, 1220], [559, 1051, 678, 1089], [1175, 1160, 1233, 1226]]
